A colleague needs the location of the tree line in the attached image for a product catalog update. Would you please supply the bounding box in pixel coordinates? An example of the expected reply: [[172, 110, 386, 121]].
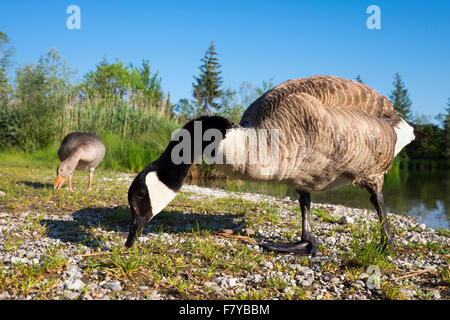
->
[[0, 31, 448, 170]]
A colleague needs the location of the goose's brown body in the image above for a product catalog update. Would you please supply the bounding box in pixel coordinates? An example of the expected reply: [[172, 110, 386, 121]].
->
[[219, 75, 403, 193], [57, 132, 105, 171], [54, 132, 105, 192]]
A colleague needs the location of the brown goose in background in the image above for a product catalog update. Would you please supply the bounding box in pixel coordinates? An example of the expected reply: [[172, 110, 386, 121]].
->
[[125, 75, 415, 255], [54, 132, 106, 192]]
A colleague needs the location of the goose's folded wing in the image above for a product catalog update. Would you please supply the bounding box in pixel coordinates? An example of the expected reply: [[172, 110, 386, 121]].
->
[[240, 75, 402, 128]]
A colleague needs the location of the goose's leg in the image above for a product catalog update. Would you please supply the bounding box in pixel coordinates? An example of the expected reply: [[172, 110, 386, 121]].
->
[[68, 174, 74, 193], [298, 191, 318, 246], [261, 190, 318, 256], [369, 190, 394, 251], [86, 170, 94, 192]]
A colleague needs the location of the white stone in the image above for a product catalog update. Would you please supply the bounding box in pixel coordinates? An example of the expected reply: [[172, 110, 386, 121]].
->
[[250, 274, 263, 282], [340, 216, 354, 224], [102, 280, 122, 291], [227, 278, 238, 287], [65, 277, 85, 291]]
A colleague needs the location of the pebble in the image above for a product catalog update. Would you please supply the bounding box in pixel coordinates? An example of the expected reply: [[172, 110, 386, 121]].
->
[[340, 216, 354, 224], [418, 224, 427, 231], [11, 257, 26, 264], [65, 277, 85, 291], [358, 273, 369, 280], [406, 234, 426, 245], [250, 274, 263, 283], [351, 281, 366, 289], [297, 267, 315, 287], [262, 261, 273, 270], [147, 290, 163, 300], [426, 289, 441, 300], [214, 276, 239, 288], [102, 281, 122, 292], [228, 278, 238, 287], [400, 288, 414, 299], [283, 287, 294, 295], [330, 277, 340, 284], [66, 264, 82, 276]]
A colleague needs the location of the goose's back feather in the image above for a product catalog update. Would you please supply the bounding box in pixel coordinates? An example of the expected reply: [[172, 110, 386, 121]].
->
[[240, 75, 401, 129], [58, 132, 105, 170]]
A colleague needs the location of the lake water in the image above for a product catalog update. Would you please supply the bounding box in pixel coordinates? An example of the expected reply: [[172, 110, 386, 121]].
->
[[194, 171, 449, 230]]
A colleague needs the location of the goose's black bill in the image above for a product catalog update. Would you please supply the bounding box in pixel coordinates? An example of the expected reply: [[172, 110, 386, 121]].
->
[[125, 208, 149, 247]]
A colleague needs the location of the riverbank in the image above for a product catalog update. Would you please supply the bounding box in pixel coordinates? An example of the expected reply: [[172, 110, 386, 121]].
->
[[0, 166, 448, 300], [192, 170, 450, 230]]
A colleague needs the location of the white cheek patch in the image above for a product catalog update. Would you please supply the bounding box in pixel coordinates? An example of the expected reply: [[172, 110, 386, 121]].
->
[[393, 119, 415, 156], [145, 171, 177, 216]]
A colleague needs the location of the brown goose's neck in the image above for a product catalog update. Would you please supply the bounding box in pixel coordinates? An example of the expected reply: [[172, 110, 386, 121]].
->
[[60, 147, 83, 175]]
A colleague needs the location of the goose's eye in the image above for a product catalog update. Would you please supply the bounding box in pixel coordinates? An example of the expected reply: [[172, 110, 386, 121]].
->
[[137, 189, 145, 199]]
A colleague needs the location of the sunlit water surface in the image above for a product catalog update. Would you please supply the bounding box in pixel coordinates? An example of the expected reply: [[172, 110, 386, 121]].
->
[[194, 171, 449, 230]]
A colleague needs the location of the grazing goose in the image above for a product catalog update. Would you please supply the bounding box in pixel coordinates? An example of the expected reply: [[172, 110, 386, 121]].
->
[[125, 75, 415, 255], [53, 132, 105, 192]]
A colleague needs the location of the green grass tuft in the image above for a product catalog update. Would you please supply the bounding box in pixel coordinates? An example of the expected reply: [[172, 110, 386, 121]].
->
[[344, 222, 392, 269]]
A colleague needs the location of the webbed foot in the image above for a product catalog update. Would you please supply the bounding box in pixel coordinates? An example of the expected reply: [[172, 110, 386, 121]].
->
[[261, 239, 319, 256]]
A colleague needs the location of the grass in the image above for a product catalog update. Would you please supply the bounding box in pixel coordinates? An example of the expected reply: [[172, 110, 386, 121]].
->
[[0, 164, 295, 299], [87, 246, 143, 278], [382, 282, 405, 300], [435, 228, 450, 237], [0, 163, 448, 300], [311, 207, 340, 224], [344, 221, 393, 269], [438, 266, 450, 286], [0, 242, 69, 298], [401, 240, 449, 256]]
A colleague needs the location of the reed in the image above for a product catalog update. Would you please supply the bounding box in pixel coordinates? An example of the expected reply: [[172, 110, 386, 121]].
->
[[0, 95, 180, 172]]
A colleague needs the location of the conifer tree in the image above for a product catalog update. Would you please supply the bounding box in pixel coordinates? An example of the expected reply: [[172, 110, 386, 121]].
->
[[355, 75, 363, 84], [192, 41, 223, 115], [445, 98, 450, 159], [389, 72, 412, 120]]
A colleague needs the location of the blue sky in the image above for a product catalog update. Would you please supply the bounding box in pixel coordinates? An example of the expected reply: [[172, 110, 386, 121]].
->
[[1, 0, 449, 118]]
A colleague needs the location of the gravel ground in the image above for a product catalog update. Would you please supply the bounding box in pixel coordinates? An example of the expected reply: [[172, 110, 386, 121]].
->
[[0, 181, 448, 300]]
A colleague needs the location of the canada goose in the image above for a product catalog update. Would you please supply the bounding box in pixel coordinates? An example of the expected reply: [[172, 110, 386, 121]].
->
[[125, 75, 415, 255], [53, 132, 106, 192]]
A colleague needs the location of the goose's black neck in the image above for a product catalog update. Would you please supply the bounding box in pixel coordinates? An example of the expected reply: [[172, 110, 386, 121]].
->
[[151, 116, 236, 192]]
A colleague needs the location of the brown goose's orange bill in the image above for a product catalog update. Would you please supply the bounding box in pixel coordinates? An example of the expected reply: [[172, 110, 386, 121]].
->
[[53, 174, 66, 189]]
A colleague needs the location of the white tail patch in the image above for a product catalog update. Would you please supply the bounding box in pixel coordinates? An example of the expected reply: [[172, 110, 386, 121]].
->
[[393, 119, 415, 156], [145, 171, 177, 216]]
